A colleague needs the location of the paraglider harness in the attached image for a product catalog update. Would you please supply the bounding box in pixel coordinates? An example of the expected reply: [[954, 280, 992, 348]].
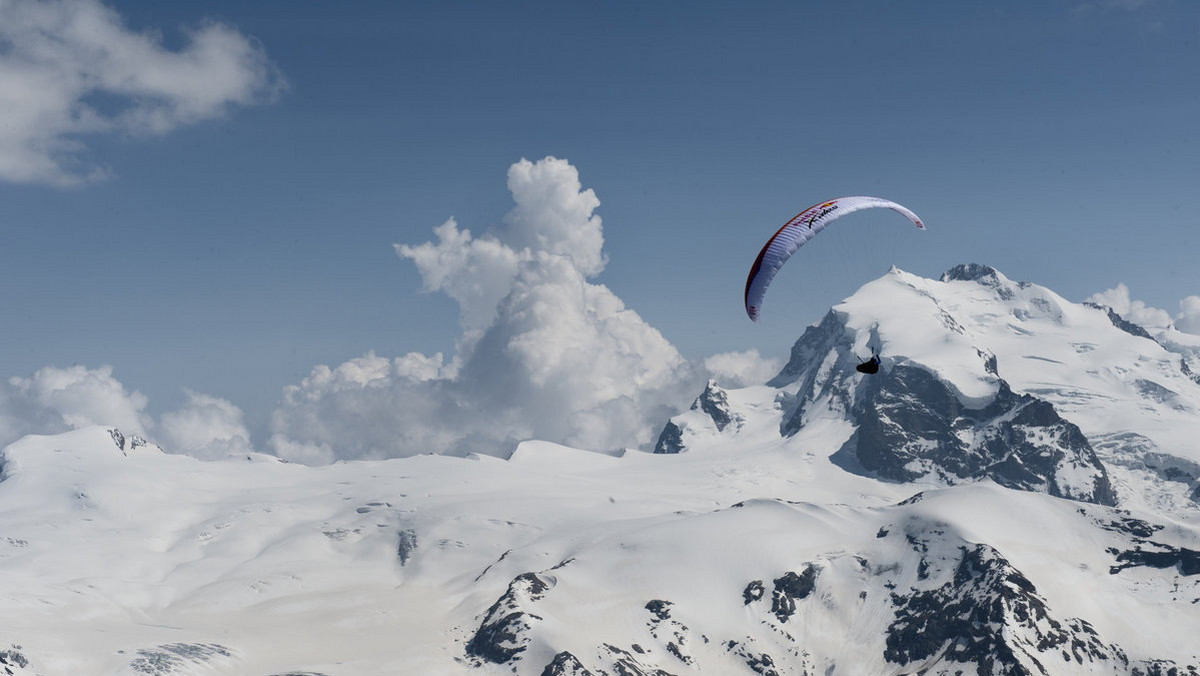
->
[[855, 353, 881, 375]]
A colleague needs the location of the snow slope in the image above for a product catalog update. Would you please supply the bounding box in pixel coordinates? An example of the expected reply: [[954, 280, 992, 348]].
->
[[1, 265, 1198, 676]]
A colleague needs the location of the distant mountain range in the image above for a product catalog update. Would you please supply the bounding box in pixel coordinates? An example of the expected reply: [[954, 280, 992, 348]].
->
[[2, 265, 1197, 675]]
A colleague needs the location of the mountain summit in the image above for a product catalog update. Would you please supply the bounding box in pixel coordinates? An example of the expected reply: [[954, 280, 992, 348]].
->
[[664, 264, 1200, 514], [2, 266, 1199, 675]]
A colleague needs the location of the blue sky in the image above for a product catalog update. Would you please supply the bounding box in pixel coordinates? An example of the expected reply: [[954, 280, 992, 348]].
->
[[1, 0, 1197, 455]]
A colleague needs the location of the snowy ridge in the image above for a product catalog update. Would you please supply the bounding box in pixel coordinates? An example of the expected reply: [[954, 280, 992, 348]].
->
[[714, 264, 1200, 512], [2, 265, 1200, 675]]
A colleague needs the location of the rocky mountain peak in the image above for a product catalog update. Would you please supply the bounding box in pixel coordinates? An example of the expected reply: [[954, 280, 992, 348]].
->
[[940, 263, 1002, 283], [691, 380, 733, 432]]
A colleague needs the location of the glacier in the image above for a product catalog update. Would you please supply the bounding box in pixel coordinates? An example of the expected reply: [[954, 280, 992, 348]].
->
[[1, 265, 1198, 675]]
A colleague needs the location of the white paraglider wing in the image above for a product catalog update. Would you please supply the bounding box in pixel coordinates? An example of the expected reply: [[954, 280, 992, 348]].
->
[[744, 196, 925, 321]]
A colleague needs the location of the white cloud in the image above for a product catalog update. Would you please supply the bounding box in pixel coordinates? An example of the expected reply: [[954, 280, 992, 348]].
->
[[1175, 296, 1200, 335], [394, 157, 606, 351], [703, 350, 784, 388], [0, 0, 283, 185], [0, 364, 259, 459], [270, 157, 706, 462], [157, 390, 254, 459], [1088, 284, 1200, 336], [395, 218, 522, 350], [1, 365, 151, 444], [0, 159, 788, 463], [502, 157, 606, 276], [1086, 284, 1173, 330]]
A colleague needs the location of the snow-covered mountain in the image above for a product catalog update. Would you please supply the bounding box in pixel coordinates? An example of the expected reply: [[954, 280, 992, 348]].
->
[[2, 265, 1199, 676]]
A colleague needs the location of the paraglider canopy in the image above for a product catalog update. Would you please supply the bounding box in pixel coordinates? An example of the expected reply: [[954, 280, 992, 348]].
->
[[744, 196, 924, 322]]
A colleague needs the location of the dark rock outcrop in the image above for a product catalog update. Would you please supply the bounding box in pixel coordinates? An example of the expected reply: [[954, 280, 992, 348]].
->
[[941, 263, 1003, 284], [693, 381, 733, 432], [0, 646, 31, 676], [652, 421, 684, 455], [653, 381, 737, 454], [540, 651, 595, 676], [1110, 545, 1200, 576], [396, 529, 417, 566], [770, 566, 819, 623], [886, 544, 1124, 675], [600, 644, 678, 676], [1084, 302, 1156, 341], [466, 572, 551, 665], [837, 364, 1116, 506], [742, 580, 765, 605], [129, 644, 233, 675]]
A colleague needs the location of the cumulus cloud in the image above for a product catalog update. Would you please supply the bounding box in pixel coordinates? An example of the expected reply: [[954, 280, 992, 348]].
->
[[157, 390, 254, 459], [703, 350, 784, 388], [1087, 284, 1173, 330], [1176, 296, 1200, 335], [269, 157, 711, 462], [0, 158, 783, 462], [0, 364, 256, 459], [0, 365, 151, 445], [1088, 284, 1200, 335], [0, 0, 283, 185]]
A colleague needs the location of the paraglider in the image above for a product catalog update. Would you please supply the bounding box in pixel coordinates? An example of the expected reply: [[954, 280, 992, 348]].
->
[[856, 354, 881, 375], [743, 196, 924, 322]]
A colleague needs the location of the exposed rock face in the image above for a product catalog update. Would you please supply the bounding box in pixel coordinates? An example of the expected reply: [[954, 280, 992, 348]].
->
[[1182, 359, 1200, 387], [540, 651, 595, 676], [1130, 660, 1200, 676], [767, 301, 1116, 505], [885, 544, 1124, 675], [466, 573, 552, 664], [1098, 512, 1200, 576], [768, 310, 853, 392], [742, 580, 765, 605], [1110, 545, 1200, 576], [1085, 301, 1156, 341], [454, 497, 1200, 676], [624, 264, 1200, 674], [941, 263, 1005, 284], [128, 644, 233, 675], [839, 364, 1116, 506], [652, 421, 685, 455], [653, 381, 738, 454], [723, 641, 782, 676], [396, 528, 417, 565], [693, 381, 733, 432], [758, 270, 1118, 508], [108, 427, 162, 455], [0, 646, 31, 676], [770, 566, 819, 623], [600, 644, 678, 676], [641, 600, 697, 668]]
